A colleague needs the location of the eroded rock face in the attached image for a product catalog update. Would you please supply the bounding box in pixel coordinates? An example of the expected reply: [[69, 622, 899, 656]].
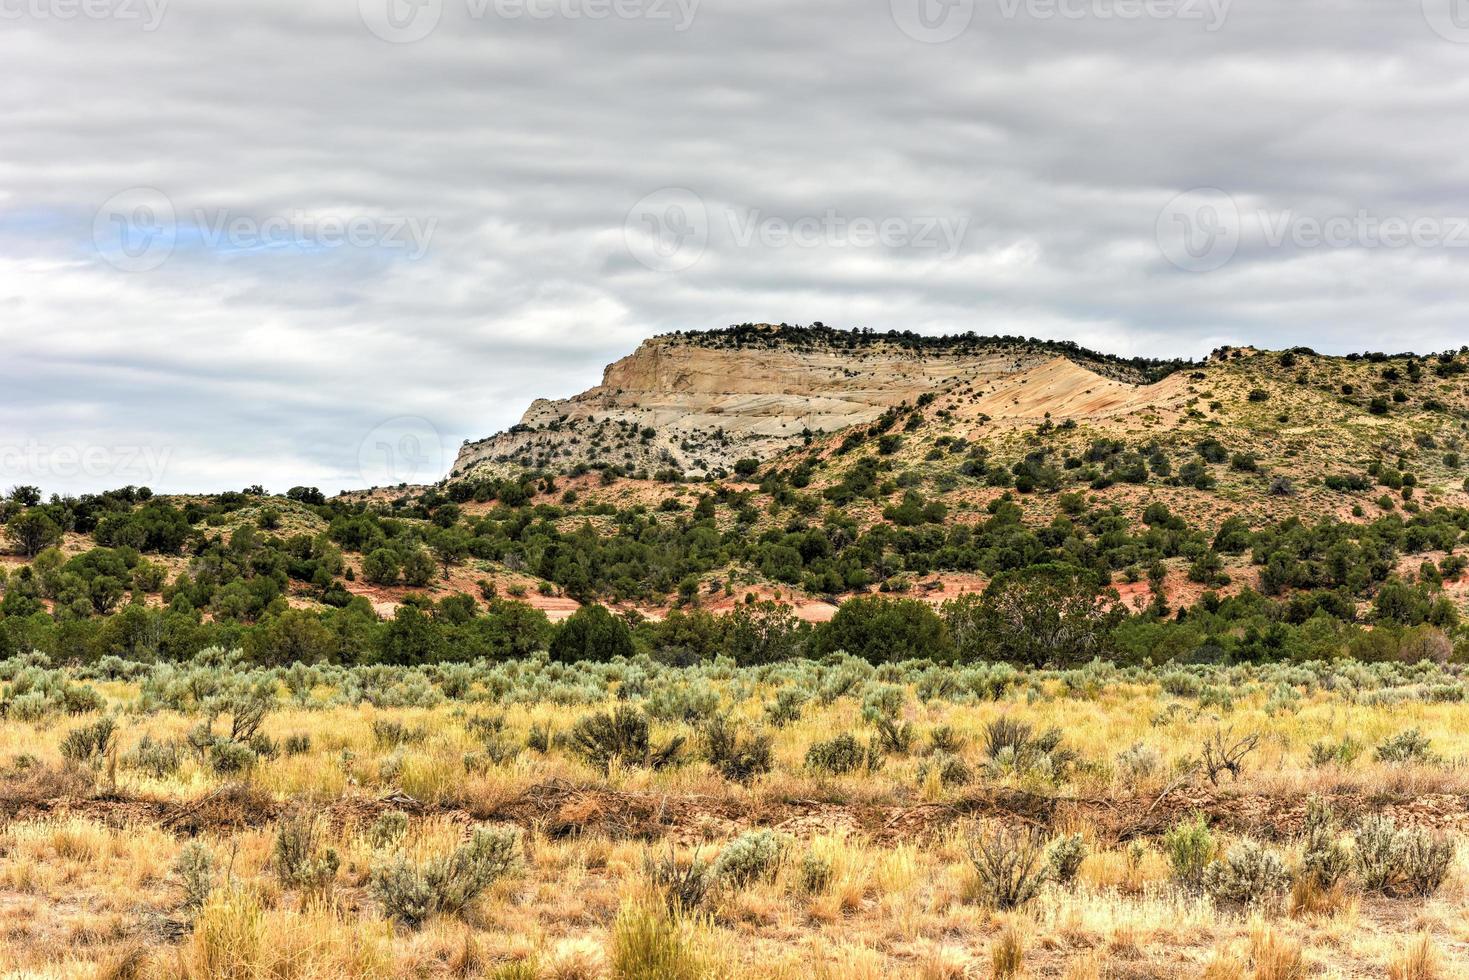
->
[[452, 327, 1182, 479]]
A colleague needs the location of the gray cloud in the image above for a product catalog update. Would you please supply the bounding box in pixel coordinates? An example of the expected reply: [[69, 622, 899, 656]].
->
[[2, 0, 1468, 494]]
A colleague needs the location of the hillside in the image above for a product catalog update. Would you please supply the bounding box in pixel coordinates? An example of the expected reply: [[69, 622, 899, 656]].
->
[[6, 326, 1469, 660], [451, 324, 1195, 481]]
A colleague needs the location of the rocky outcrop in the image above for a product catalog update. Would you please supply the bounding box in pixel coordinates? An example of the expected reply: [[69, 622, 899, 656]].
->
[[452, 325, 1189, 480]]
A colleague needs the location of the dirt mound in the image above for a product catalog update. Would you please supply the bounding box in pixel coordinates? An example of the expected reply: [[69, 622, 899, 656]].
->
[[8, 780, 1467, 849]]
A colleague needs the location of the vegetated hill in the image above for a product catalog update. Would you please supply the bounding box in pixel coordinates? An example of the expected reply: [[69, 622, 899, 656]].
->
[[451, 323, 1197, 482], [452, 324, 1469, 524], [7, 328, 1469, 670]]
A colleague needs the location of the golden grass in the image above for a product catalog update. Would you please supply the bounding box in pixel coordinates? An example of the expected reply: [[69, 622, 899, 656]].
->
[[2, 674, 1469, 976]]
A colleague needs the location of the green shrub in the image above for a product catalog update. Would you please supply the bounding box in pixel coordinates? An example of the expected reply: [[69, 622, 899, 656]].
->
[[811, 594, 954, 664], [871, 716, 915, 756], [1202, 840, 1291, 906], [965, 823, 1048, 910], [175, 841, 216, 916], [1298, 798, 1351, 892], [1163, 813, 1214, 889], [125, 734, 180, 778], [796, 852, 833, 894], [60, 717, 116, 766], [1308, 737, 1362, 768], [1047, 833, 1086, 886], [916, 750, 972, 788], [367, 811, 409, 849], [371, 718, 427, 748], [208, 739, 258, 774], [712, 831, 787, 888], [928, 725, 964, 754], [372, 826, 522, 927], [569, 706, 684, 773], [282, 733, 312, 755], [763, 688, 807, 727], [643, 850, 711, 913], [549, 604, 635, 663], [273, 813, 341, 895], [1375, 728, 1436, 764], [699, 717, 773, 783], [1355, 815, 1453, 897], [805, 733, 870, 775]]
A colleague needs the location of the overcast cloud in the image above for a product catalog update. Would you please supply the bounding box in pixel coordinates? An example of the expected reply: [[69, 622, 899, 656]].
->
[[3, 0, 1469, 494]]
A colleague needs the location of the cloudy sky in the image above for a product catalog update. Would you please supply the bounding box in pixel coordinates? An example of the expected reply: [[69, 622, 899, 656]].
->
[[3, 0, 1468, 495]]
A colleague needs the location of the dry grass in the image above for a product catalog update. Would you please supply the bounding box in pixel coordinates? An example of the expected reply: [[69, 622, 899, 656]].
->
[[3, 669, 1469, 977]]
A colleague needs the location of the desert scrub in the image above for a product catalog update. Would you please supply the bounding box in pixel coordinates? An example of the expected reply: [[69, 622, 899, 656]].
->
[[805, 732, 876, 775], [915, 750, 971, 788], [569, 705, 684, 772], [965, 823, 1048, 910], [1203, 840, 1292, 906], [1163, 813, 1215, 890], [272, 812, 341, 895], [796, 851, 834, 894], [645, 849, 713, 913], [1355, 815, 1454, 897], [367, 811, 410, 849], [982, 717, 1075, 782], [763, 687, 807, 726], [927, 724, 965, 754], [371, 718, 427, 748], [1308, 736, 1362, 768], [175, 841, 217, 915], [1047, 833, 1087, 886], [1297, 799, 1352, 893], [371, 825, 522, 927], [699, 716, 773, 782], [59, 716, 117, 766], [1375, 728, 1437, 764], [124, 733, 182, 778], [711, 830, 788, 888]]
